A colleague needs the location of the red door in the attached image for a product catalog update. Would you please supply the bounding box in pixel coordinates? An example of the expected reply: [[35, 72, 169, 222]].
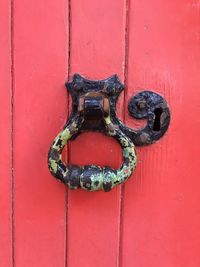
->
[[1, 1, 200, 266]]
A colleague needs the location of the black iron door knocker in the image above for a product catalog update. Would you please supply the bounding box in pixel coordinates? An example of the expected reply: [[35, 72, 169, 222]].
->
[[48, 74, 170, 192]]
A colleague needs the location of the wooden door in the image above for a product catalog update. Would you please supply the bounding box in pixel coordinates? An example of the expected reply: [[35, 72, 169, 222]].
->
[[1, 0, 200, 266]]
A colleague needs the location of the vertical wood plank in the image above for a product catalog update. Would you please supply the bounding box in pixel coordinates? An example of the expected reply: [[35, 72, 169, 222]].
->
[[0, 0, 12, 266], [67, 1, 126, 266], [13, 0, 69, 266], [122, 1, 200, 267]]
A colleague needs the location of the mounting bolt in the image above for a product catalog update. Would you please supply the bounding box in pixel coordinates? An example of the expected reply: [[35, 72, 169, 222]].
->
[[136, 100, 146, 110]]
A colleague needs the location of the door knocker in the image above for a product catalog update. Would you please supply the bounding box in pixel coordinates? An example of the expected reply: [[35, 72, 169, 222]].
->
[[48, 74, 170, 192]]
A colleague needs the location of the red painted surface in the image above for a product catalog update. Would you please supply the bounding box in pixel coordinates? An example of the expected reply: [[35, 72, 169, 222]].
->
[[67, 0, 126, 266], [0, 1, 200, 267], [122, 2, 200, 267], [0, 0, 12, 266], [13, 0, 68, 266]]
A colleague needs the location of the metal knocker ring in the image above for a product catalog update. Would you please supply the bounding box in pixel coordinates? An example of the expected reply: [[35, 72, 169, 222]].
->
[[48, 74, 170, 192], [48, 114, 136, 192]]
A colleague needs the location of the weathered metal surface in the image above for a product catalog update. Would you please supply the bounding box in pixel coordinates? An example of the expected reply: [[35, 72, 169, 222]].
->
[[48, 74, 170, 191], [118, 91, 170, 146]]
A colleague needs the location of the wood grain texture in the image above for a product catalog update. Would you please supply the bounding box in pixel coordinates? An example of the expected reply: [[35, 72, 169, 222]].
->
[[0, 0, 12, 266], [13, 0, 69, 265], [122, 1, 200, 267], [67, 0, 127, 266]]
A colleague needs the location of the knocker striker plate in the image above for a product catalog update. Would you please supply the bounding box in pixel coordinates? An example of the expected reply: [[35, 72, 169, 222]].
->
[[48, 74, 170, 192]]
